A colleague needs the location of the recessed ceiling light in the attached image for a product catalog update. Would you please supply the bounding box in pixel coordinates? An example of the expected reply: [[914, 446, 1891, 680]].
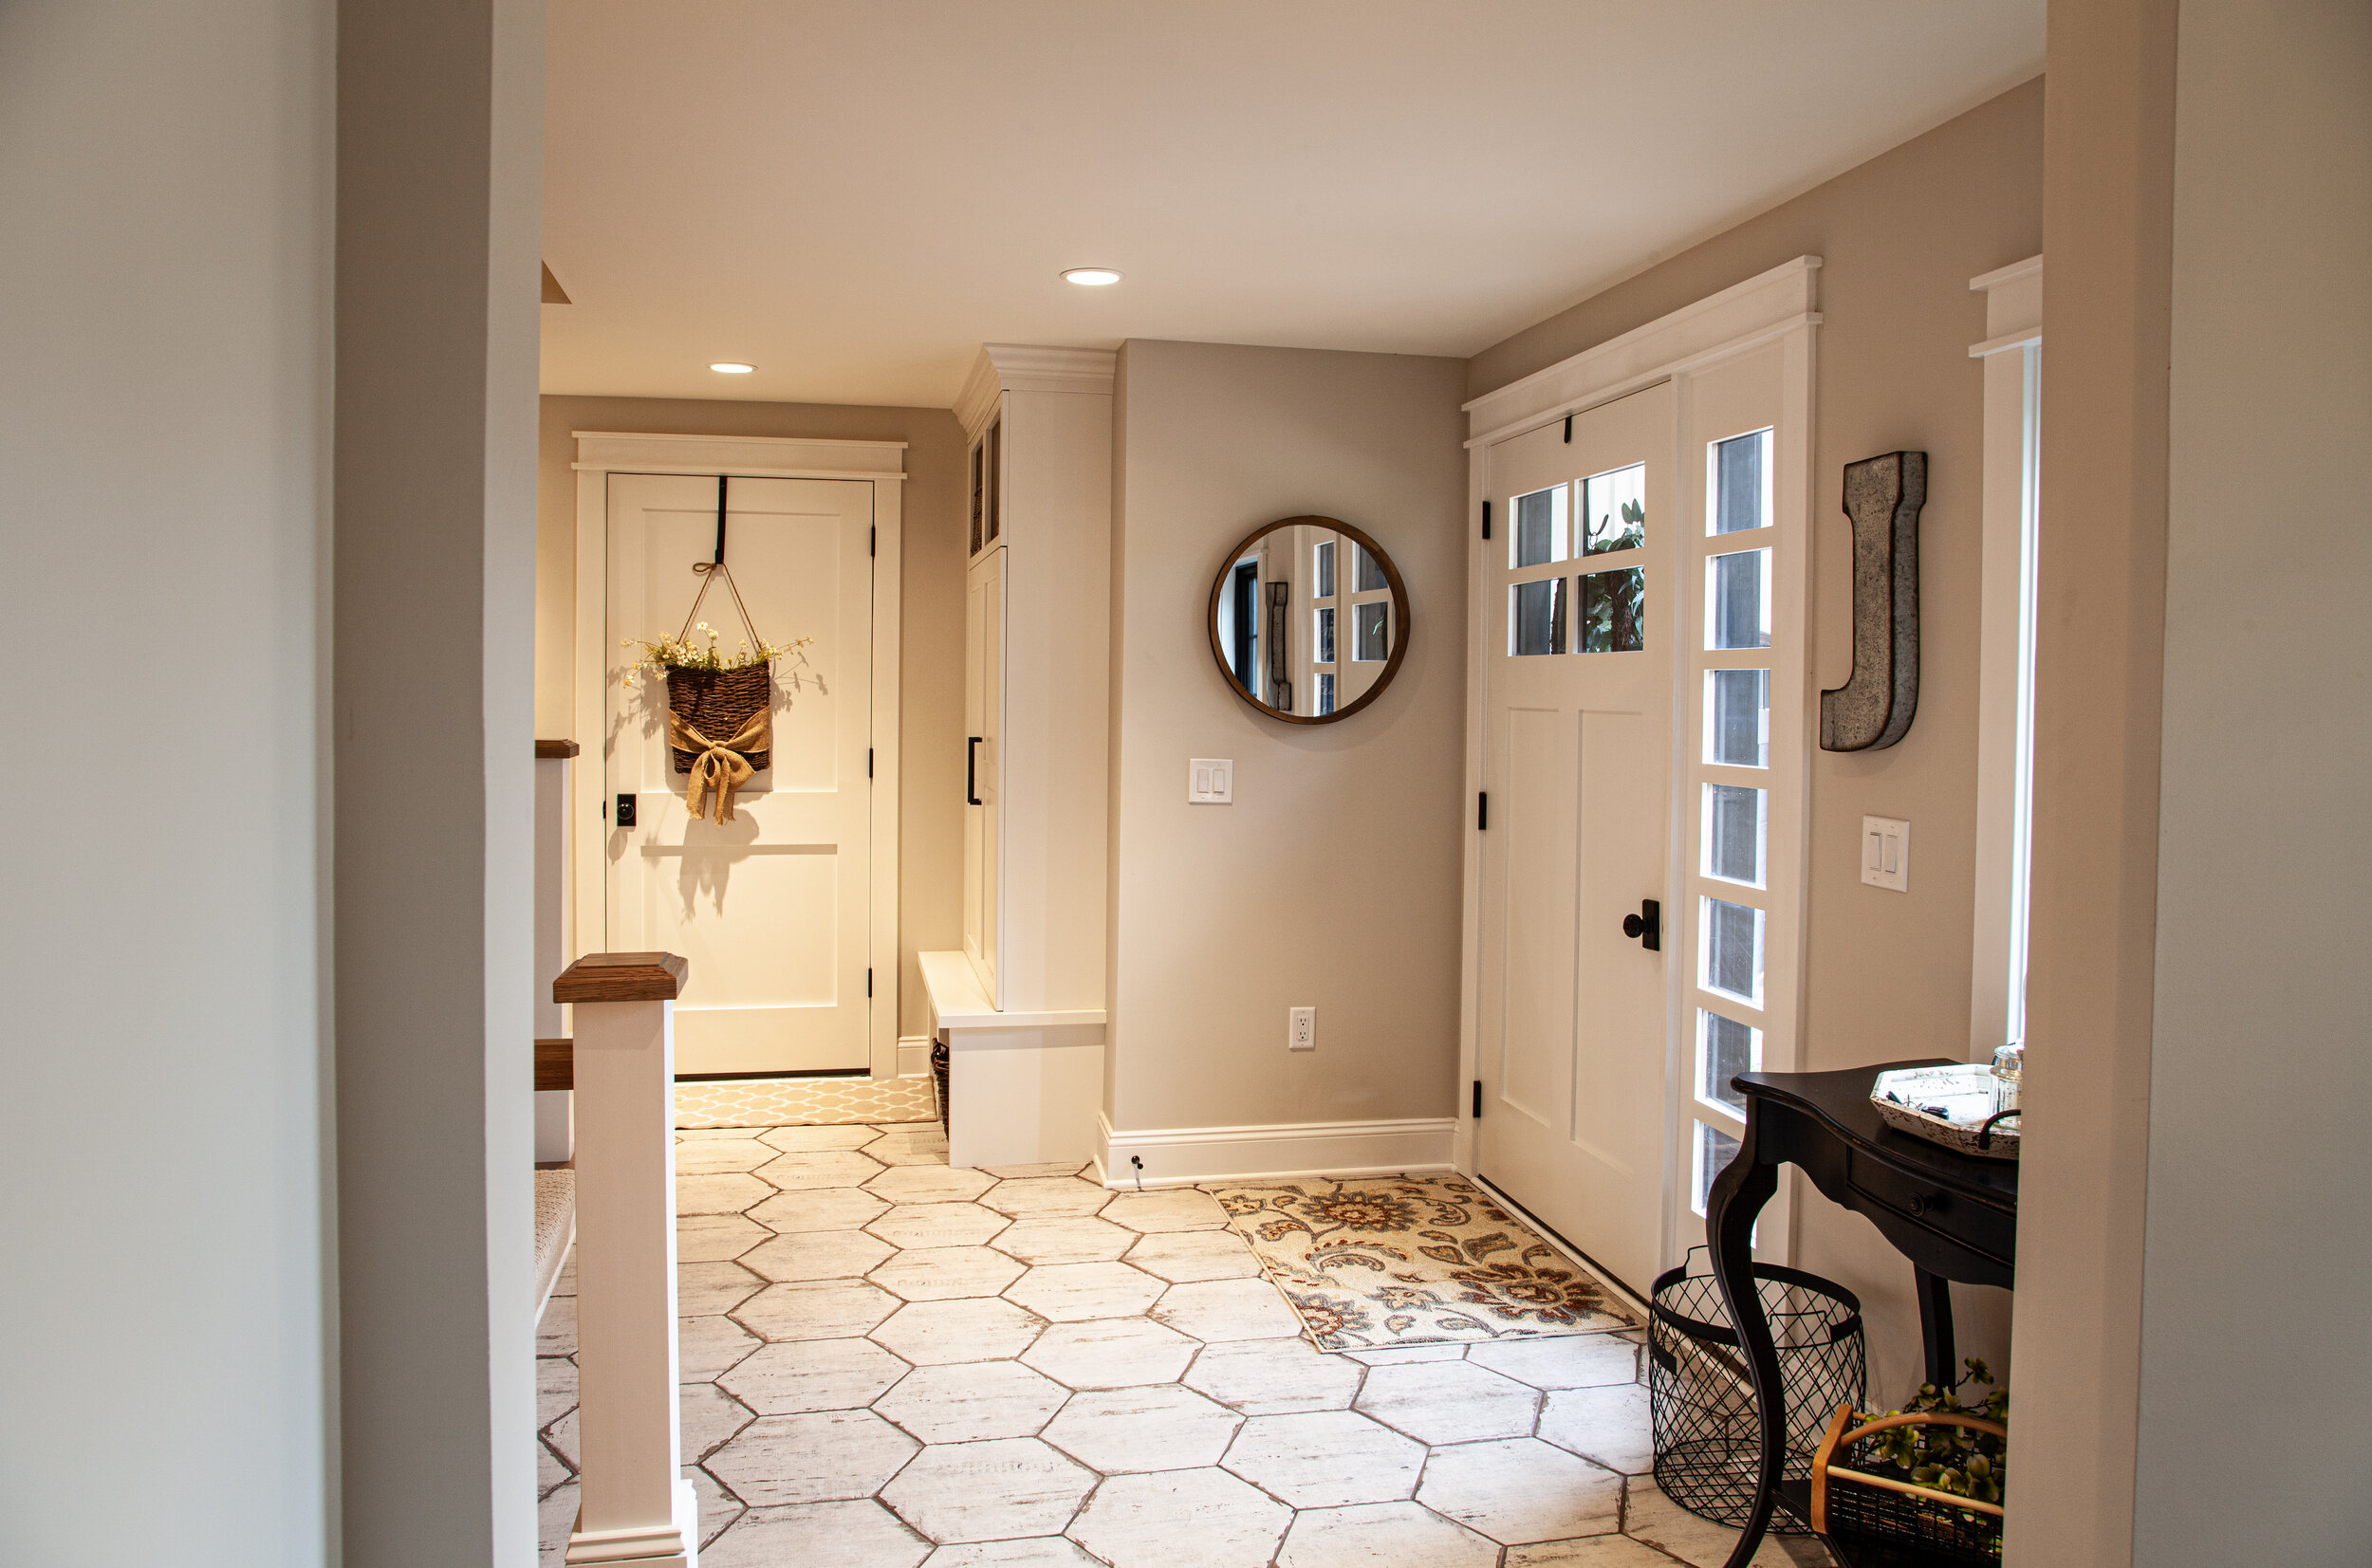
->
[[1061, 267, 1123, 286], [710, 362, 755, 374]]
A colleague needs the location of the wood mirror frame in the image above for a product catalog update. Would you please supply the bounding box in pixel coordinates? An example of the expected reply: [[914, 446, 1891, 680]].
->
[[1205, 515, 1411, 726]]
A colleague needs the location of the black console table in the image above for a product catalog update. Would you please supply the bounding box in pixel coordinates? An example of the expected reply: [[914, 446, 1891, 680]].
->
[[1705, 1061, 2019, 1568]]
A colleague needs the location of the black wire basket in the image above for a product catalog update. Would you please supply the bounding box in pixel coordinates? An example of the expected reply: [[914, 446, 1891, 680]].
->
[[1649, 1250, 1865, 1530]]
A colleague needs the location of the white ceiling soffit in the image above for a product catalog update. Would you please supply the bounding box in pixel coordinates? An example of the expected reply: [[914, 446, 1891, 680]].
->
[[542, 0, 2043, 409]]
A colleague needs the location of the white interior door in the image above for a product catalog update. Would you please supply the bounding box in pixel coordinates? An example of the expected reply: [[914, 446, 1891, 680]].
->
[[1475, 382, 1677, 1299], [962, 546, 1004, 1003], [605, 472, 873, 1075]]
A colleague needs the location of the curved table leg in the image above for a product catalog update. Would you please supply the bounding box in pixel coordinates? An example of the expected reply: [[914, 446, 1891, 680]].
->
[[1706, 1116, 1784, 1568]]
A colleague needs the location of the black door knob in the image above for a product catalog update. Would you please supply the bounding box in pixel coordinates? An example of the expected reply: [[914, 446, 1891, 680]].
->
[[1621, 899, 1662, 951]]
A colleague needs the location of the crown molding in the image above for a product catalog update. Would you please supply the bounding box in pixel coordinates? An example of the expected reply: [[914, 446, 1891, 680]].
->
[[955, 343, 1119, 438]]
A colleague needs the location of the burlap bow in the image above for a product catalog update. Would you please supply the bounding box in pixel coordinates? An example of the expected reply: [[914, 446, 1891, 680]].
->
[[668, 704, 771, 823]]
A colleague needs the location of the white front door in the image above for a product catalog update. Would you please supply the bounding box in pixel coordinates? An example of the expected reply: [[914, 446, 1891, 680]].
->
[[1475, 382, 1677, 1299], [604, 472, 874, 1075]]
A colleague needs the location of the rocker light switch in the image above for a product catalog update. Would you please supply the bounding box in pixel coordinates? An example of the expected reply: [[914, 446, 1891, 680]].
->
[[1189, 759, 1233, 803], [1862, 815, 1909, 892]]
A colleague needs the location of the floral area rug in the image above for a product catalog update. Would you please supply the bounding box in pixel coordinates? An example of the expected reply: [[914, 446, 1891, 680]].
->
[[1208, 1173, 1639, 1352]]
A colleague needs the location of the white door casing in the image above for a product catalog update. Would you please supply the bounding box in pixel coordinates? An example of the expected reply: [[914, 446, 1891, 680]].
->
[[963, 546, 1005, 1004], [1457, 258, 1819, 1280], [1474, 383, 1677, 1300], [572, 433, 905, 1079], [604, 472, 871, 1075]]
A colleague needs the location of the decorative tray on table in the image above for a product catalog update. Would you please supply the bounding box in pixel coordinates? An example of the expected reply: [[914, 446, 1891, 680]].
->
[[1870, 1063, 2021, 1161]]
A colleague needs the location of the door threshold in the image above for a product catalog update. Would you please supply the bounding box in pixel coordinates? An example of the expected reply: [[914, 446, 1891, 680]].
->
[[674, 1068, 871, 1082]]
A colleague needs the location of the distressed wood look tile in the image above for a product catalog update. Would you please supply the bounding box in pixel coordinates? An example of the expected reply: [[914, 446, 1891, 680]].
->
[[923, 1538, 1102, 1566], [699, 1499, 932, 1568], [1465, 1333, 1641, 1390], [880, 1438, 1095, 1544], [704, 1409, 919, 1507], [749, 1186, 888, 1234], [869, 1298, 1048, 1366], [1182, 1337, 1363, 1414], [875, 1361, 1070, 1444], [678, 1261, 766, 1316], [732, 1280, 900, 1342], [981, 1163, 1094, 1180], [866, 1203, 1010, 1250], [1414, 1435, 1622, 1544], [991, 1216, 1135, 1266], [676, 1172, 777, 1215], [1042, 1385, 1241, 1473], [719, 1337, 910, 1415], [1341, 1342, 1469, 1365], [1003, 1262, 1165, 1322], [1122, 1229, 1259, 1283], [536, 1293, 576, 1357], [864, 1127, 954, 1167], [1020, 1318, 1198, 1391], [1220, 1411, 1426, 1507], [1100, 1189, 1230, 1233], [536, 1354, 578, 1430], [537, 1434, 570, 1497], [1536, 1383, 1654, 1474], [870, 1245, 1028, 1302], [1507, 1534, 1693, 1567], [757, 1124, 883, 1153], [537, 1479, 578, 1557], [1617, 1480, 1835, 1567], [687, 1465, 745, 1550], [1066, 1467, 1290, 1568], [677, 1212, 771, 1263], [866, 1164, 997, 1205], [980, 1176, 1111, 1219], [741, 1229, 896, 1284], [1353, 1360, 1541, 1445], [677, 1313, 764, 1381], [758, 1150, 889, 1192], [1149, 1278, 1304, 1342], [679, 1380, 757, 1463], [673, 1138, 781, 1174], [1274, 1501, 1499, 1568]]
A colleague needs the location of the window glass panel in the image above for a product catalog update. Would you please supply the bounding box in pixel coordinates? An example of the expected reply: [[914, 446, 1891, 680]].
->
[[1314, 540, 1336, 600], [1356, 544, 1389, 592], [1510, 579, 1565, 656], [1314, 606, 1336, 665], [1693, 1119, 1743, 1217], [1582, 463, 1646, 555], [1705, 669, 1770, 766], [1317, 673, 1336, 714], [1713, 429, 1770, 535], [1577, 567, 1644, 653], [1701, 896, 1767, 1006], [1708, 548, 1772, 650], [1354, 600, 1389, 661], [1697, 1010, 1761, 1116], [1511, 488, 1566, 568], [1703, 783, 1768, 887]]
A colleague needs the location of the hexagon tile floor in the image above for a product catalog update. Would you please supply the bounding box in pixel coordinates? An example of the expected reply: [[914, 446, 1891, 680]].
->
[[534, 1123, 1833, 1568]]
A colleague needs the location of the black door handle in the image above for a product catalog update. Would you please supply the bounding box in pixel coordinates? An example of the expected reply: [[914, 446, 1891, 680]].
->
[[967, 737, 982, 805], [1621, 898, 1661, 950]]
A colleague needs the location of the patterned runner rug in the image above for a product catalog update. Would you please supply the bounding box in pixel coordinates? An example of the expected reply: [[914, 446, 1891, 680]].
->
[[673, 1075, 938, 1129], [1209, 1173, 1640, 1352]]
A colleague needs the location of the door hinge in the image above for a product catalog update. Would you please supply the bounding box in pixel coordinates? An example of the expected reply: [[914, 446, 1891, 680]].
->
[[869, 526, 877, 557], [1472, 1079, 1483, 1118], [1564, 414, 1573, 443], [1481, 500, 1492, 541], [867, 968, 873, 997], [1477, 791, 1489, 831], [868, 747, 874, 779]]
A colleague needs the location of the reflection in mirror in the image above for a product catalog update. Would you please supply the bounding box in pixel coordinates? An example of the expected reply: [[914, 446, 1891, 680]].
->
[[1211, 516, 1409, 724]]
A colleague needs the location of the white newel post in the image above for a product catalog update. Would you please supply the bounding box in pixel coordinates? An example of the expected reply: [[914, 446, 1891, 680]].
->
[[556, 952, 697, 1567]]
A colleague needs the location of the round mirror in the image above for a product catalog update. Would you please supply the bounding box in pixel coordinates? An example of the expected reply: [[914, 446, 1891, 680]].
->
[[1208, 515, 1410, 724]]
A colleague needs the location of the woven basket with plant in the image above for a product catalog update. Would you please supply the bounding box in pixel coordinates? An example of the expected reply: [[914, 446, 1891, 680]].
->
[[621, 561, 809, 823], [1810, 1357, 2007, 1568]]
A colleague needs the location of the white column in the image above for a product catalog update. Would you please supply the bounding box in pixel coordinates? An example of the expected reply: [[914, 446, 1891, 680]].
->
[[535, 747, 577, 1162], [558, 955, 696, 1568]]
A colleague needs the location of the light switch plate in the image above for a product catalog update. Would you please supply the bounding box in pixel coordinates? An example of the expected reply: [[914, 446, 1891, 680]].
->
[[1862, 815, 1910, 892], [1189, 758, 1233, 803], [1288, 1006, 1316, 1051]]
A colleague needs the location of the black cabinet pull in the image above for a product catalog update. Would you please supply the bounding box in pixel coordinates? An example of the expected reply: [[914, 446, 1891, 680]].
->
[[1621, 898, 1661, 950], [967, 736, 982, 805]]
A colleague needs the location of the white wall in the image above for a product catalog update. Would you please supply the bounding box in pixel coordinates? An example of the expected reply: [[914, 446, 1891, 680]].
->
[[1107, 341, 1469, 1141], [2136, 2, 2372, 1559], [0, 1, 332, 1560]]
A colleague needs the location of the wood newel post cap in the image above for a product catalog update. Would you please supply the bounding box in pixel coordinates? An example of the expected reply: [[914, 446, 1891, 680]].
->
[[554, 951, 689, 1004]]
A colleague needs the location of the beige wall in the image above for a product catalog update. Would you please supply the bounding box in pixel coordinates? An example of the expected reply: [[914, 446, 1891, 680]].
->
[[0, 0, 334, 1557], [536, 396, 968, 1041], [2134, 1, 2371, 1560], [1107, 341, 1470, 1133], [1467, 80, 2044, 1400]]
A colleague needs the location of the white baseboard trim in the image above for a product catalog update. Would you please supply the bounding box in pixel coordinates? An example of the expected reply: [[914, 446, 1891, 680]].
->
[[1097, 1112, 1456, 1190], [897, 1036, 934, 1079]]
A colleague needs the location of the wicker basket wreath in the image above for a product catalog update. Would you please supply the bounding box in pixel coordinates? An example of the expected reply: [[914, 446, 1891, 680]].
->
[[621, 557, 807, 824]]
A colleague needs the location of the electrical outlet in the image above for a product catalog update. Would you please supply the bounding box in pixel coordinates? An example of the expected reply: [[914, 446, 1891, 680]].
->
[[1288, 1006, 1316, 1051]]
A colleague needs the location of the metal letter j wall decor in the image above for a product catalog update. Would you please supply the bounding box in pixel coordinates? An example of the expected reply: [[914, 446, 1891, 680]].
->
[[1820, 452, 1928, 751]]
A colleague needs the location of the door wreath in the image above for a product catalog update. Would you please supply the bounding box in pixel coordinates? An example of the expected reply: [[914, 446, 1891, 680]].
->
[[621, 485, 810, 823]]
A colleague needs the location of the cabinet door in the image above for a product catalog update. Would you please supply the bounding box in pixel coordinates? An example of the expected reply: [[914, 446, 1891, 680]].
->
[[963, 547, 1006, 1003]]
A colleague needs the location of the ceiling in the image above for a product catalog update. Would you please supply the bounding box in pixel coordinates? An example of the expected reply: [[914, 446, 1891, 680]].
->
[[542, 1, 2044, 410]]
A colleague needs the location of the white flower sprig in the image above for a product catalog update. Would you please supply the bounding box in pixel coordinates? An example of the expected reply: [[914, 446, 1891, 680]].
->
[[620, 621, 812, 691]]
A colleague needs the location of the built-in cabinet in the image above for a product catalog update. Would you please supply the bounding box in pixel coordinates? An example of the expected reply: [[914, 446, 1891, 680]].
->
[[926, 344, 1113, 1169]]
